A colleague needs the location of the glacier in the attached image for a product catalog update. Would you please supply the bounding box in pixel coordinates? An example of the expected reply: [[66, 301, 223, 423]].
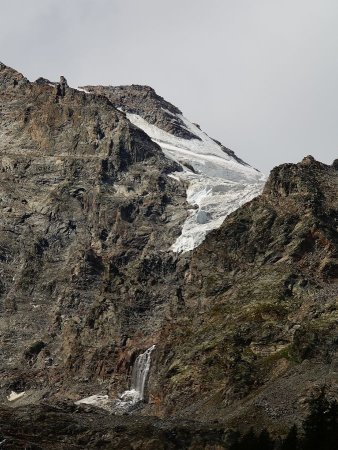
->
[[126, 111, 265, 253]]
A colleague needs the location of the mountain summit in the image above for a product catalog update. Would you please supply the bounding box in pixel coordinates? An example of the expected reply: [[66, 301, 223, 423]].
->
[[83, 84, 265, 252], [0, 63, 337, 448]]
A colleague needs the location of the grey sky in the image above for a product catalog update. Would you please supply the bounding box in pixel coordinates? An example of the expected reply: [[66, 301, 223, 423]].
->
[[1, 0, 337, 173]]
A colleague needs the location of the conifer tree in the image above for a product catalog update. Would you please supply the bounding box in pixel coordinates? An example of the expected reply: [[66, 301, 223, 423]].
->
[[302, 390, 338, 450], [281, 425, 299, 450]]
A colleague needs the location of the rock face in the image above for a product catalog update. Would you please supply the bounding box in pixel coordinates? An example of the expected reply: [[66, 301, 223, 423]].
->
[[150, 156, 338, 434], [0, 62, 188, 405], [81, 84, 207, 142], [81, 83, 260, 172], [83, 83, 265, 253], [0, 62, 337, 447], [0, 403, 227, 449]]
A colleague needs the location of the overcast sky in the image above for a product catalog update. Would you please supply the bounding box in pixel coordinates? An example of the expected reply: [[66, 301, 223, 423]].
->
[[1, 0, 337, 173]]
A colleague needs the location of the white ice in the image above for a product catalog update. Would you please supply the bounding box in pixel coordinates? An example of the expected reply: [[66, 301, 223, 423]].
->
[[126, 112, 265, 253], [127, 112, 264, 183], [75, 87, 91, 94]]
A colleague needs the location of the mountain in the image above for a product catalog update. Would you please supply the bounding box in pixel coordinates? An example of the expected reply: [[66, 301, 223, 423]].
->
[[0, 61, 190, 404], [154, 156, 338, 430], [0, 62, 337, 448], [81, 84, 265, 252]]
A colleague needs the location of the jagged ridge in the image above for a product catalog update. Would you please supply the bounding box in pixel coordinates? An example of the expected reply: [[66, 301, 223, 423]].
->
[[0, 62, 337, 447]]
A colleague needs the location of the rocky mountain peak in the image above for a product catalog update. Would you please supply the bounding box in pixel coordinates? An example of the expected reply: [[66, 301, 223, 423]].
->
[[1, 62, 337, 447], [35, 76, 55, 85], [300, 154, 317, 165], [164, 155, 337, 430], [0, 62, 188, 413], [81, 83, 199, 141], [81, 80, 264, 252], [332, 158, 338, 170], [263, 156, 335, 202], [0, 62, 28, 89], [190, 155, 337, 287]]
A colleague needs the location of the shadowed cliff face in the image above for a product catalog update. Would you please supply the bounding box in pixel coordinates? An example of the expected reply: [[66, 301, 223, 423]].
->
[[0, 62, 338, 446], [0, 62, 189, 402]]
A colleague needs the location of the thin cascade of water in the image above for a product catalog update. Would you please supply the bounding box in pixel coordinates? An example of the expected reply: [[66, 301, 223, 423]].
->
[[130, 344, 155, 400], [116, 345, 156, 409], [75, 345, 156, 412]]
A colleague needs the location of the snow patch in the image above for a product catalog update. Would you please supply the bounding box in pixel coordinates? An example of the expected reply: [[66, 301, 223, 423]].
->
[[7, 391, 26, 402], [75, 394, 110, 409], [75, 87, 91, 94]]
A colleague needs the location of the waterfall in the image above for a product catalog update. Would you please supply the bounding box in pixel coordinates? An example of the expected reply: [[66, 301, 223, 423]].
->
[[116, 345, 156, 409], [75, 345, 156, 413], [130, 344, 155, 401]]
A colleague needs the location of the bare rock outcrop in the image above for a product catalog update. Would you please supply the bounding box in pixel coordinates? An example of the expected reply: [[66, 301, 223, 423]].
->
[[0, 62, 337, 447], [0, 62, 188, 403], [151, 156, 338, 434]]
